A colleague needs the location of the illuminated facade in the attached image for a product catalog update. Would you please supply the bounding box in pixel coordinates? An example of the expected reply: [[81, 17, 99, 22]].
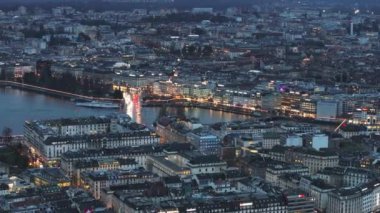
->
[[327, 181, 380, 213], [72, 158, 138, 186], [152, 81, 213, 99], [24, 116, 159, 163], [146, 153, 227, 177], [300, 99, 317, 118], [61, 145, 162, 177], [81, 169, 159, 199], [114, 195, 287, 213], [146, 156, 191, 177], [21, 168, 71, 188], [284, 148, 339, 174], [187, 132, 220, 155], [285, 191, 315, 213]]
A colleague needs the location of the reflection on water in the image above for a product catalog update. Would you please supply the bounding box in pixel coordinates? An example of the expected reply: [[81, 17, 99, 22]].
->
[[122, 92, 249, 127], [123, 92, 143, 124], [0, 88, 249, 133]]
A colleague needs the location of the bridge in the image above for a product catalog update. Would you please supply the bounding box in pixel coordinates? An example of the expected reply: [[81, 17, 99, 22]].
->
[[0, 80, 123, 102]]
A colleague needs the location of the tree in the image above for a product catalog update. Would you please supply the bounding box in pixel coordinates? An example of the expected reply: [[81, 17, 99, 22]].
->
[[48, 36, 71, 46], [2, 127, 12, 145], [36, 60, 52, 85], [113, 89, 123, 99], [23, 72, 38, 84], [176, 107, 186, 120], [202, 45, 213, 57], [192, 27, 206, 35], [0, 70, 5, 80], [78, 32, 91, 42], [158, 105, 168, 119]]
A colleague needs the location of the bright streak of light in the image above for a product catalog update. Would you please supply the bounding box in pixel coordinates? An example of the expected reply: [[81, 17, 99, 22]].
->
[[335, 119, 347, 132], [123, 92, 142, 124], [0, 80, 122, 101]]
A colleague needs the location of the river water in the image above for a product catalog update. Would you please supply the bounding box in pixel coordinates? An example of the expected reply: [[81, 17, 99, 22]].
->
[[0, 88, 249, 134]]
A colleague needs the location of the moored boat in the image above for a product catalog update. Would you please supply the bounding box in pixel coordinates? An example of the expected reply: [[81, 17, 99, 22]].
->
[[75, 101, 120, 109]]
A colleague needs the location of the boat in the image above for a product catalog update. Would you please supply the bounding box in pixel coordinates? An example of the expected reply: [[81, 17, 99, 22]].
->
[[75, 101, 120, 109]]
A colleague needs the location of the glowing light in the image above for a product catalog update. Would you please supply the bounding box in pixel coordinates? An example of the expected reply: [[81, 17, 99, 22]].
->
[[240, 202, 253, 207], [334, 119, 347, 132]]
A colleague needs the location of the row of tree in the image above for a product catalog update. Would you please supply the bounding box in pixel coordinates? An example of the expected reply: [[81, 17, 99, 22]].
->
[[1, 127, 12, 144], [181, 44, 213, 58], [20, 60, 123, 99]]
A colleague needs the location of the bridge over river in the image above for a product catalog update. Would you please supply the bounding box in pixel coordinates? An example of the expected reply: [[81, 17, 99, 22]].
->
[[0, 80, 123, 102]]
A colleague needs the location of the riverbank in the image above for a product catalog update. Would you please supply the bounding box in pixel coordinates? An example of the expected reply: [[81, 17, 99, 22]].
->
[[0, 88, 251, 133], [142, 100, 342, 129], [0, 80, 122, 102], [142, 101, 259, 116]]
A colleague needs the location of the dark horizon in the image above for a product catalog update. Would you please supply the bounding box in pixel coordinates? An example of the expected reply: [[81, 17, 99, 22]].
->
[[0, 0, 379, 12]]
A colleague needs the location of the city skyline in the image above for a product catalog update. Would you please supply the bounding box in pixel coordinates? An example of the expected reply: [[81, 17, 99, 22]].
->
[[0, 0, 379, 212]]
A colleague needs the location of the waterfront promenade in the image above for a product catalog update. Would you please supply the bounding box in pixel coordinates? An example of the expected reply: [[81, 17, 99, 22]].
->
[[142, 100, 258, 116]]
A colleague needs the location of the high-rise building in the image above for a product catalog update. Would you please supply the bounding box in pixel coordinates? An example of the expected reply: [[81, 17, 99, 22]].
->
[[316, 100, 340, 121], [311, 134, 329, 151]]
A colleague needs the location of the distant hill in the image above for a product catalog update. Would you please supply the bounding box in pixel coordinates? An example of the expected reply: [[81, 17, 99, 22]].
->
[[0, 0, 378, 12]]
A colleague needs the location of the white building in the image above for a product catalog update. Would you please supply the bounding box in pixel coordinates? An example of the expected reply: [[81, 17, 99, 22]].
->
[[146, 153, 227, 177], [312, 134, 329, 151], [327, 181, 380, 213], [317, 101, 340, 121], [285, 135, 303, 147], [24, 116, 159, 163], [310, 181, 335, 212]]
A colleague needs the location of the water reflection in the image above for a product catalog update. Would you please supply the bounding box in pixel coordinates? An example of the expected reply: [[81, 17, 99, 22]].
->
[[122, 92, 249, 126], [0, 88, 250, 133], [123, 92, 142, 124]]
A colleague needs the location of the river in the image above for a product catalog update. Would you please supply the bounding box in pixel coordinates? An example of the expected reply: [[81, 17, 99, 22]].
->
[[0, 87, 250, 134]]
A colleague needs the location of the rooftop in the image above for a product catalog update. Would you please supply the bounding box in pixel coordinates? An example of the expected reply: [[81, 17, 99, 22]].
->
[[188, 155, 226, 165]]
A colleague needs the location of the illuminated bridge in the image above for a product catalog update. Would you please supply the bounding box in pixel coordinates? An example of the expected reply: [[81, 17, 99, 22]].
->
[[0, 80, 123, 102]]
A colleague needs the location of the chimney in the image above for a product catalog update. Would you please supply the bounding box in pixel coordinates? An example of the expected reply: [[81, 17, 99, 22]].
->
[[350, 21, 354, 36]]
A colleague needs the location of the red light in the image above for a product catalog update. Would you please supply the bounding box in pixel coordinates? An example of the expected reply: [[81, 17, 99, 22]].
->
[[84, 209, 93, 213], [132, 94, 139, 103], [298, 194, 305, 198]]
